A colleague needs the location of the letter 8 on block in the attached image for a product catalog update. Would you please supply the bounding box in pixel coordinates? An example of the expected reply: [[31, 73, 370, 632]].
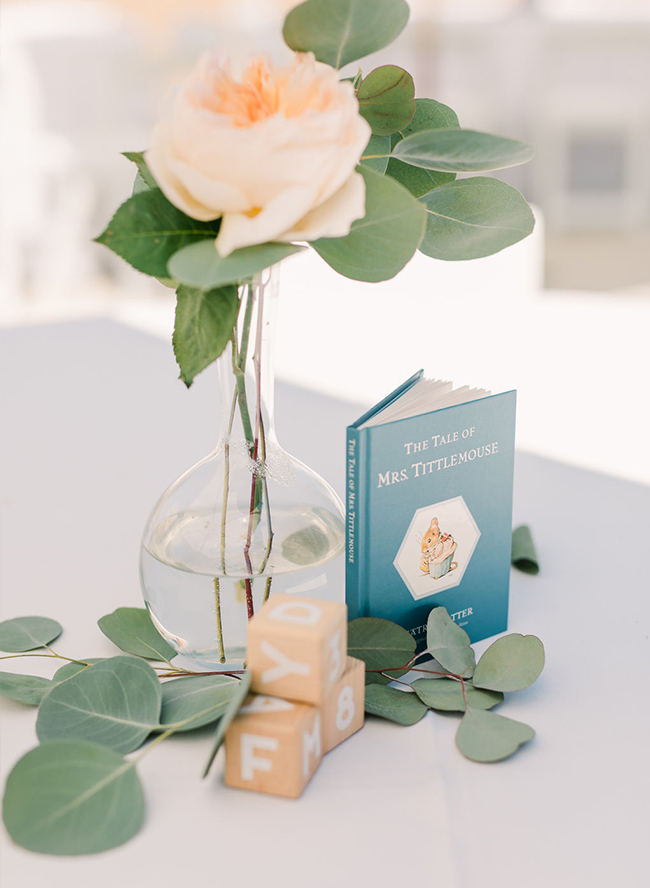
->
[[247, 594, 347, 705], [322, 656, 365, 753], [224, 694, 322, 798]]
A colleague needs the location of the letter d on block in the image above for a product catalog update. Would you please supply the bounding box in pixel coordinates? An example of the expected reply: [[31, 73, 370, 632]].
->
[[268, 602, 322, 625]]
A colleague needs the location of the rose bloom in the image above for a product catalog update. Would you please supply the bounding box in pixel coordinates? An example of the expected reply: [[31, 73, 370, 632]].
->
[[146, 52, 371, 257]]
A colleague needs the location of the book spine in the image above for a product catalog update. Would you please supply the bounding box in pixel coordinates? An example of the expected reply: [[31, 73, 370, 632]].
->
[[345, 426, 364, 619]]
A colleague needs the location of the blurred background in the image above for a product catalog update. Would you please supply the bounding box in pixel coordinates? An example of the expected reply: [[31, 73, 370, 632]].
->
[[1, 0, 649, 482]]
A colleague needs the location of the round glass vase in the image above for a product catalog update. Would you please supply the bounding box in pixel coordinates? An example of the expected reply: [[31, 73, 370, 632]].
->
[[140, 267, 345, 672]]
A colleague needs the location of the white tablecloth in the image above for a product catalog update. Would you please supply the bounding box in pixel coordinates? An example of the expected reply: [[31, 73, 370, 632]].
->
[[1, 320, 648, 887]]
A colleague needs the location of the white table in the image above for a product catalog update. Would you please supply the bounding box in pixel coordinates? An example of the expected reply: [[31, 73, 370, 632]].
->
[[1, 320, 649, 888]]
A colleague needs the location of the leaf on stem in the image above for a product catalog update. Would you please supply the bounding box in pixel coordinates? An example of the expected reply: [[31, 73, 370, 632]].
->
[[0, 616, 62, 652], [386, 98, 459, 197], [53, 658, 105, 682], [425, 608, 475, 677], [392, 128, 535, 173], [37, 656, 162, 754], [364, 684, 427, 725], [159, 674, 238, 732], [0, 673, 54, 706], [418, 177, 535, 261], [94, 188, 220, 278], [168, 239, 304, 289], [2, 740, 144, 855], [97, 606, 176, 662], [122, 150, 157, 189], [357, 65, 415, 135], [172, 284, 240, 387], [472, 634, 545, 693], [347, 616, 416, 685], [203, 671, 252, 778], [412, 678, 503, 712], [312, 166, 426, 282], [456, 708, 535, 762], [283, 0, 409, 69], [359, 133, 391, 175]]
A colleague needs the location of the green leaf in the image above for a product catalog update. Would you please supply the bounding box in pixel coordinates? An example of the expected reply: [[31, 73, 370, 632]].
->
[[0, 616, 62, 652], [357, 65, 415, 135], [123, 150, 157, 189], [419, 177, 535, 261], [37, 656, 162, 754], [364, 684, 427, 725], [456, 708, 535, 762], [94, 188, 220, 278], [172, 284, 240, 387], [2, 740, 143, 855], [473, 633, 545, 693], [159, 675, 238, 732], [392, 128, 535, 173], [512, 525, 540, 575], [412, 678, 503, 712], [283, 0, 409, 69], [386, 98, 459, 197], [53, 659, 104, 682], [425, 608, 475, 677], [97, 606, 176, 662], [281, 526, 330, 566], [203, 671, 251, 778], [347, 616, 415, 685], [168, 239, 304, 289], [0, 673, 54, 706], [312, 166, 426, 282], [132, 171, 150, 195], [359, 133, 391, 174]]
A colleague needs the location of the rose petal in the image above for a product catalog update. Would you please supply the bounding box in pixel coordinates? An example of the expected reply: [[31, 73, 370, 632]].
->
[[280, 171, 366, 242]]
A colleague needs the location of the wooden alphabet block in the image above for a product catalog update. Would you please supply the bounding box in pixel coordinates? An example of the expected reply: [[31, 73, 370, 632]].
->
[[322, 656, 365, 753], [224, 694, 322, 799], [247, 594, 347, 705]]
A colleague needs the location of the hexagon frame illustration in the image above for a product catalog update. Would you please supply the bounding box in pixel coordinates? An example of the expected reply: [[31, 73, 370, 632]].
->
[[393, 496, 481, 600]]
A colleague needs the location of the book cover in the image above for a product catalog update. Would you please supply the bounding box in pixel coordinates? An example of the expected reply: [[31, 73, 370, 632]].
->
[[346, 374, 516, 647]]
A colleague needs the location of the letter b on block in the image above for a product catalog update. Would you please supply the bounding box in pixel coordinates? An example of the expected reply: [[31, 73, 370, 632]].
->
[[247, 594, 347, 705]]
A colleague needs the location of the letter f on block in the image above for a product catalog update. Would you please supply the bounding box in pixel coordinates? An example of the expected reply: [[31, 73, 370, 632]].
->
[[261, 640, 310, 684], [240, 734, 279, 780]]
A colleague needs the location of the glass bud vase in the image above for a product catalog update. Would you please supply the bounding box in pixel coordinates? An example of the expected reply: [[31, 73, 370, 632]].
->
[[140, 267, 345, 671]]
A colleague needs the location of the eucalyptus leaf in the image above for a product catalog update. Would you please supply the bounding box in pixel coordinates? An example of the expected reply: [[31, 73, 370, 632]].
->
[[172, 284, 240, 387], [53, 659, 104, 682], [392, 128, 535, 173], [94, 188, 220, 278], [512, 525, 540, 575], [203, 671, 251, 777], [347, 617, 415, 685], [364, 684, 427, 725], [283, 0, 409, 69], [312, 166, 426, 282], [419, 177, 535, 261], [386, 98, 459, 197], [159, 674, 238, 732], [0, 616, 62, 652], [168, 240, 304, 290], [412, 678, 503, 712], [473, 633, 545, 693], [37, 656, 162, 754], [97, 606, 176, 662], [456, 708, 535, 762], [281, 526, 330, 566], [2, 740, 143, 855], [426, 608, 475, 677], [360, 133, 391, 175], [123, 150, 157, 189], [357, 65, 415, 135], [0, 673, 54, 706]]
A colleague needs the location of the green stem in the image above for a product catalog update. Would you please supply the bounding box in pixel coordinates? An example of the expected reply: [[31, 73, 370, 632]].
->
[[213, 578, 226, 664], [262, 577, 273, 604]]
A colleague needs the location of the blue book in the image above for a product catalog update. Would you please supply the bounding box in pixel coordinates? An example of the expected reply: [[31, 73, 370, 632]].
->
[[346, 373, 516, 646]]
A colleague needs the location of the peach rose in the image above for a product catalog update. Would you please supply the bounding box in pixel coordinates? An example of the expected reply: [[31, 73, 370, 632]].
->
[[146, 52, 371, 257]]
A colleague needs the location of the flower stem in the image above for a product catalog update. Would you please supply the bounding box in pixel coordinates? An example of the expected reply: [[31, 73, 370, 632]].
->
[[213, 578, 226, 664]]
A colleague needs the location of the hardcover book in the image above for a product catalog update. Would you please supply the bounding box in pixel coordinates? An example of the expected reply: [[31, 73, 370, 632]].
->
[[346, 372, 516, 647]]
